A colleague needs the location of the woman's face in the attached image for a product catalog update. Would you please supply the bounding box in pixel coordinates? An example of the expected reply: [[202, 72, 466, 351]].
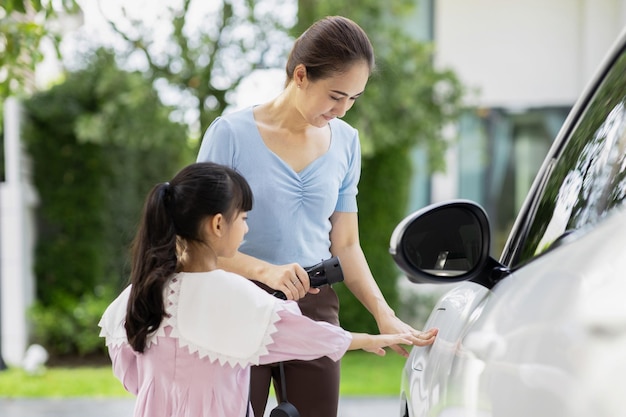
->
[[296, 61, 370, 128]]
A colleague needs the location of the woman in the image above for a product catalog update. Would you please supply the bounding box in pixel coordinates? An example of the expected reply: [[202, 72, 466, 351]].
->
[[197, 16, 438, 417]]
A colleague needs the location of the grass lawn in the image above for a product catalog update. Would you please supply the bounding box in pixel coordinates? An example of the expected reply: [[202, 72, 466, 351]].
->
[[0, 350, 407, 397], [340, 350, 407, 395]]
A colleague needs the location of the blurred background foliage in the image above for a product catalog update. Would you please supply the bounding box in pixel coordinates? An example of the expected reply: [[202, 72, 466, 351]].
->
[[22, 49, 192, 355], [3, 0, 464, 356], [0, 0, 79, 114], [96, 0, 295, 140], [1, 0, 80, 180]]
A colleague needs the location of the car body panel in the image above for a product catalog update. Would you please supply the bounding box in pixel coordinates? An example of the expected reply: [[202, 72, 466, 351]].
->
[[460, 207, 626, 417]]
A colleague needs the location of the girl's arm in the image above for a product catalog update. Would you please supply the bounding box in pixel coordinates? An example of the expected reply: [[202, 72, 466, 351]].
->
[[108, 344, 139, 395], [260, 302, 437, 364]]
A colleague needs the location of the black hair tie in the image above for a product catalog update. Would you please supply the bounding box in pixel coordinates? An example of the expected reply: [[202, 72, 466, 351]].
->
[[161, 182, 172, 202]]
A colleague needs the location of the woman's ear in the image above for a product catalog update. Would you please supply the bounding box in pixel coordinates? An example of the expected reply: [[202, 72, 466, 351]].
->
[[294, 63, 307, 88]]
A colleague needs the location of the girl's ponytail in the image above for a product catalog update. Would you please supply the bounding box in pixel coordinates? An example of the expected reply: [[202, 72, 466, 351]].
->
[[125, 182, 178, 353]]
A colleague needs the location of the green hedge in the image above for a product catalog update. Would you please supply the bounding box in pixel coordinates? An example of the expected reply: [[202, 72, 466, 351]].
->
[[22, 49, 193, 356]]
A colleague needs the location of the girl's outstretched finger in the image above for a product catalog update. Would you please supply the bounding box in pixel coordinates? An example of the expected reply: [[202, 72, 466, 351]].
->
[[412, 328, 438, 346]]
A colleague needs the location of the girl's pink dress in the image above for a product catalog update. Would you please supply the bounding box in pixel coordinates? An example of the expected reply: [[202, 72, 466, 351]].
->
[[99, 270, 352, 417]]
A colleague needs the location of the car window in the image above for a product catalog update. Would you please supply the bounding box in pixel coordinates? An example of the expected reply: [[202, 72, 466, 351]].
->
[[514, 47, 626, 265]]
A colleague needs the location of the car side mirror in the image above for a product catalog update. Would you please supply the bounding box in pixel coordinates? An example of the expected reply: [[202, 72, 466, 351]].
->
[[390, 200, 493, 284]]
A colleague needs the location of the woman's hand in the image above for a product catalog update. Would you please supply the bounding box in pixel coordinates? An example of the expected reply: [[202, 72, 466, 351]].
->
[[260, 263, 320, 300], [216, 252, 321, 300]]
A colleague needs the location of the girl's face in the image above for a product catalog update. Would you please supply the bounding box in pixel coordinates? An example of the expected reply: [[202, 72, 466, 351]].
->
[[220, 211, 249, 258], [296, 61, 370, 128]]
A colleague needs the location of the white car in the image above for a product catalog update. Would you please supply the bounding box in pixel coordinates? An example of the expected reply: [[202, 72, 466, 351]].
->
[[390, 28, 626, 417]]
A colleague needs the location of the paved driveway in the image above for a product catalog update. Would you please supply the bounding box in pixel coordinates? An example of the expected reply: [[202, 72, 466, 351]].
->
[[0, 396, 400, 417]]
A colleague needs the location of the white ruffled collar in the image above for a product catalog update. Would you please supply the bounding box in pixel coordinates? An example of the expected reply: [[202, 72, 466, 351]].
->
[[99, 270, 283, 368]]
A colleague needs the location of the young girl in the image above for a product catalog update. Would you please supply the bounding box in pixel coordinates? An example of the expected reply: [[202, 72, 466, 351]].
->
[[99, 162, 431, 417]]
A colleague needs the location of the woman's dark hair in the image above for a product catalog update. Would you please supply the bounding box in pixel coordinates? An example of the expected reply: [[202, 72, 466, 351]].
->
[[285, 16, 375, 86], [125, 162, 253, 352]]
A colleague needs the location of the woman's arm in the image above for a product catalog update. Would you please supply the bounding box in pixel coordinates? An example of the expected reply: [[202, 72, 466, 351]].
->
[[329, 211, 437, 356]]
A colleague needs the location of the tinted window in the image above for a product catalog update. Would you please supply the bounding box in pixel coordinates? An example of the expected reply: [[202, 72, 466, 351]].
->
[[515, 48, 626, 265]]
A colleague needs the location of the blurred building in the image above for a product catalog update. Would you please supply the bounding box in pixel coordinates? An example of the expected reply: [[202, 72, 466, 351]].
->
[[407, 0, 626, 254]]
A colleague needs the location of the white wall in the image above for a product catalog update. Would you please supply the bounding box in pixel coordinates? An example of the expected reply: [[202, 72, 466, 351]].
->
[[434, 0, 626, 108]]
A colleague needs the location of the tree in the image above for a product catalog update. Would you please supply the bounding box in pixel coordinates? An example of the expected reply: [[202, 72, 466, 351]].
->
[[0, 0, 79, 100], [296, 1, 465, 332], [98, 0, 294, 139], [0, 0, 80, 176]]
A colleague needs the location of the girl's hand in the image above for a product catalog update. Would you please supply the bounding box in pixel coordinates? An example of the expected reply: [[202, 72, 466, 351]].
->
[[361, 330, 438, 356], [377, 314, 438, 357]]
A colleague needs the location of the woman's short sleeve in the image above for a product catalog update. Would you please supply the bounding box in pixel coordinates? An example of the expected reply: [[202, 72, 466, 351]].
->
[[196, 117, 236, 167], [335, 129, 361, 213]]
